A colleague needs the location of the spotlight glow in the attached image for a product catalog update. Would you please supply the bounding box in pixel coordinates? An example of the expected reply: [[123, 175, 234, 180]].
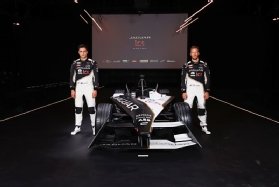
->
[[176, 17, 199, 33], [84, 9, 103, 31], [80, 14, 88, 24], [176, 0, 213, 32]]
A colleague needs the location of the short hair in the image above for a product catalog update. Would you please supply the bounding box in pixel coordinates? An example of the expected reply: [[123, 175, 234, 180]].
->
[[190, 45, 200, 52], [77, 44, 88, 51]]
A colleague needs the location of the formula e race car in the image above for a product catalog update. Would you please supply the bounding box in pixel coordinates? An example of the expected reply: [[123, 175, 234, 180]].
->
[[88, 75, 201, 150]]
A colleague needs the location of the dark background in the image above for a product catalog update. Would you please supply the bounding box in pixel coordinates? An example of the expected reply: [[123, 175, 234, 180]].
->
[[0, 0, 278, 119]]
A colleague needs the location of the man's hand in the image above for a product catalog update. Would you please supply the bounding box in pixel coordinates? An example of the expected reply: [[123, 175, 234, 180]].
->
[[182, 92, 187, 100], [204, 92, 210, 100], [92, 90, 97, 98], [71, 90, 76, 99]]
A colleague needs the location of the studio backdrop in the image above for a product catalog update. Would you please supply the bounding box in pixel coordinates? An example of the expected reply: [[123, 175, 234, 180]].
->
[[92, 14, 188, 69]]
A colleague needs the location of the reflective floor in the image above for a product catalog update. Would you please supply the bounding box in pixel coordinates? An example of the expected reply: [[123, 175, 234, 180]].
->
[[1, 87, 279, 187]]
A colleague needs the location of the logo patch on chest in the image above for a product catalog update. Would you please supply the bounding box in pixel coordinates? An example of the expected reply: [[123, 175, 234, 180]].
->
[[83, 70, 90, 75]]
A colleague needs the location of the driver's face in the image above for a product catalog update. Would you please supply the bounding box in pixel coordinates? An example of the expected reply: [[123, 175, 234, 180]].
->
[[190, 48, 200, 60], [78, 47, 88, 59]]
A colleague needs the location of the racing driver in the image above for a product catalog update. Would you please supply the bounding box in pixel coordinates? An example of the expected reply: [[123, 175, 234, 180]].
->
[[70, 44, 99, 136], [181, 45, 211, 135]]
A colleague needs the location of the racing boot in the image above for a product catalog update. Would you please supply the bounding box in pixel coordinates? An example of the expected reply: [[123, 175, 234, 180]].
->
[[71, 125, 81, 135], [201, 126, 211, 135], [198, 108, 211, 135], [71, 110, 83, 135]]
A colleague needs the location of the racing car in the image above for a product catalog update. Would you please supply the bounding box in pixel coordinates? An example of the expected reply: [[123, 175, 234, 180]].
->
[[88, 75, 201, 150]]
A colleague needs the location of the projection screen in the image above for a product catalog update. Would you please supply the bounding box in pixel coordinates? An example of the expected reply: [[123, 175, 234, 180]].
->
[[92, 14, 188, 69]]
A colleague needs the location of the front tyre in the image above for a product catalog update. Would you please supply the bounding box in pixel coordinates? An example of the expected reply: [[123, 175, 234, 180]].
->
[[138, 134, 150, 149], [95, 103, 113, 132], [173, 102, 192, 128]]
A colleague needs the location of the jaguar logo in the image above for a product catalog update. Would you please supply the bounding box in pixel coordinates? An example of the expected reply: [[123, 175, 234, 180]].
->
[[114, 96, 139, 111]]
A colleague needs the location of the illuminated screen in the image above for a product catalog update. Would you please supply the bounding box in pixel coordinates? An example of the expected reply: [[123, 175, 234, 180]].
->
[[92, 14, 188, 69]]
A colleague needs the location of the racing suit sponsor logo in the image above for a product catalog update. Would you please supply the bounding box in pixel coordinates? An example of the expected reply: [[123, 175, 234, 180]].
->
[[83, 70, 90, 74], [114, 96, 139, 111], [78, 69, 82, 74], [189, 68, 203, 72]]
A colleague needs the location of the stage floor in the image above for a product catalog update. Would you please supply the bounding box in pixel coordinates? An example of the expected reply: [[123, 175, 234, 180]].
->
[[1, 88, 279, 187]]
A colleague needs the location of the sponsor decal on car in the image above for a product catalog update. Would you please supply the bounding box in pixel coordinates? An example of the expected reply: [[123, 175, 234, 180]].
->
[[136, 114, 152, 126], [114, 96, 140, 111]]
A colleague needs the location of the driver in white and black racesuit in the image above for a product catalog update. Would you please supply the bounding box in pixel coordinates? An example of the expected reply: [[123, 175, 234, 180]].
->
[[181, 45, 211, 134], [69, 44, 99, 135]]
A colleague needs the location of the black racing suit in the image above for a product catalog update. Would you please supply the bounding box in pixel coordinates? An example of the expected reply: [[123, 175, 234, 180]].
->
[[181, 60, 210, 127], [70, 58, 99, 127]]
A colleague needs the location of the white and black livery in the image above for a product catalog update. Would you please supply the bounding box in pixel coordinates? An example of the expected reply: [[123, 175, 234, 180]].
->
[[88, 75, 201, 150]]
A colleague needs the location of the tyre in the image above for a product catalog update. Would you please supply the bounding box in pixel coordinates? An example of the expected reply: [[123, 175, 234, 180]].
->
[[138, 134, 150, 148], [95, 103, 113, 131], [173, 102, 192, 127]]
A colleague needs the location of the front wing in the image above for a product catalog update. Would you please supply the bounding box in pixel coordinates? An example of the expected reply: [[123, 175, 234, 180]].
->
[[88, 121, 200, 150]]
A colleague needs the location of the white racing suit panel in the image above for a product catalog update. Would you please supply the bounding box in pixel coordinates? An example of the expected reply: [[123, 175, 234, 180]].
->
[[184, 75, 207, 127]]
